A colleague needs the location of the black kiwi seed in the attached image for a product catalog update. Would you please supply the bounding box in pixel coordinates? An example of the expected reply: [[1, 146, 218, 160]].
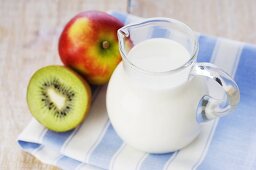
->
[[54, 85, 59, 89]]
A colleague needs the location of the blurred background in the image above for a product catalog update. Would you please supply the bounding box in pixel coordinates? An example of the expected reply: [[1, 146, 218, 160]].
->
[[0, 0, 255, 169], [129, 0, 256, 43]]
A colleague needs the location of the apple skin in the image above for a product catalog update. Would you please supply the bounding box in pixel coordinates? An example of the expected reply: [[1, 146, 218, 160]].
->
[[58, 11, 124, 85]]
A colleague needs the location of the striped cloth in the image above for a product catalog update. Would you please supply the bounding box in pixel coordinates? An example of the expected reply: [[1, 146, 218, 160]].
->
[[18, 11, 256, 170]]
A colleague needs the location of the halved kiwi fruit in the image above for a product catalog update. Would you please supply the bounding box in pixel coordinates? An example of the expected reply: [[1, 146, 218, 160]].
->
[[27, 65, 91, 132]]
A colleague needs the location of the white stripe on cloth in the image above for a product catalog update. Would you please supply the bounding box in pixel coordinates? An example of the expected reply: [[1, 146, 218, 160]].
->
[[33, 146, 62, 165], [18, 119, 47, 143], [166, 37, 242, 170], [18, 118, 46, 144], [212, 38, 243, 75], [76, 163, 103, 170], [110, 144, 146, 170], [61, 86, 109, 163]]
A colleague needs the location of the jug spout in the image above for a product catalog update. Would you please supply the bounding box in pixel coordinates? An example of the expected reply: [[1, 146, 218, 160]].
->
[[117, 26, 133, 61], [118, 27, 130, 38]]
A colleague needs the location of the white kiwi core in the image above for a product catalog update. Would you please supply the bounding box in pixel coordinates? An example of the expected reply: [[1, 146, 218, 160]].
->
[[47, 88, 66, 110]]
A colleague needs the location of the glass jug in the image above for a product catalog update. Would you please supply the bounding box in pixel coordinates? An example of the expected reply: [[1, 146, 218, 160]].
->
[[106, 18, 240, 153]]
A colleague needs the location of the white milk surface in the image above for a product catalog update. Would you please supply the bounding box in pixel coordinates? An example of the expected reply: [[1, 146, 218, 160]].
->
[[127, 38, 191, 72]]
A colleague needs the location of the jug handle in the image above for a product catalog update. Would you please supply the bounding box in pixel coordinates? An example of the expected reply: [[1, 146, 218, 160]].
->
[[190, 63, 240, 122]]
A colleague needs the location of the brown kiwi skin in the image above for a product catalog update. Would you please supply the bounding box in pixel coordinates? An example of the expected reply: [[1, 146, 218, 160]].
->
[[27, 65, 92, 132]]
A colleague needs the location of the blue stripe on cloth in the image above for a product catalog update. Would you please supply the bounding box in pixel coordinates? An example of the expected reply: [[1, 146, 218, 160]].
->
[[17, 141, 41, 152], [109, 11, 128, 24], [197, 44, 256, 170], [56, 156, 82, 170], [140, 153, 175, 170], [197, 35, 217, 62], [42, 129, 74, 150], [88, 123, 123, 169]]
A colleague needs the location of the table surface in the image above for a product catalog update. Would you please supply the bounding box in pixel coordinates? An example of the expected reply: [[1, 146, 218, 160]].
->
[[0, 0, 255, 169]]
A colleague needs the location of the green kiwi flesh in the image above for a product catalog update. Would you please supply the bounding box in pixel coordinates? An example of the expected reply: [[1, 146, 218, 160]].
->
[[27, 65, 91, 132]]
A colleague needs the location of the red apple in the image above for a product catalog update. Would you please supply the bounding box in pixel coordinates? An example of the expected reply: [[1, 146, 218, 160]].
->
[[58, 10, 124, 85]]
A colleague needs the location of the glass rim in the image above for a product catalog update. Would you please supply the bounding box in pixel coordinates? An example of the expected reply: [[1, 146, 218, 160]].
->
[[118, 17, 199, 75]]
